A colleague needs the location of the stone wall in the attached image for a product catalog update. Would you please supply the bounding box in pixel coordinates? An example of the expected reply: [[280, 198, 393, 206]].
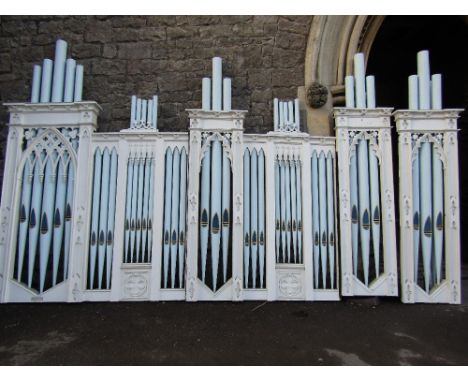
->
[[0, 15, 312, 134]]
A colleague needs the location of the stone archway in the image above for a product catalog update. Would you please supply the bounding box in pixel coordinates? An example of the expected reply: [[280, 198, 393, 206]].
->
[[302, 15, 385, 135]]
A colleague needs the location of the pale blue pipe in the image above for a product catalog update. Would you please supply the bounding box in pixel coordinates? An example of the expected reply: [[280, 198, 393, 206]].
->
[[408, 75, 419, 110], [141, 100, 148, 127], [163, 149, 173, 287], [63, 157, 75, 279], [63, 59, 76, 103], [31, 65, 42, 103], [354, 53, 366, 108], [243, 149, 250, 287], [311, 152, 320, 288], [417, 50, 431, 110], [170, 149, 181, 287], [432, 145, 443, 284], [39, 153, 57, 293], [366, 76, 376, 108], [106, 149, 118, 288], [141, 156, 150, 263], [412, 152, 421, 282], [285, 159, 291, 262], [97, 149, 111, 289], [211, 140, 222, 290], [273, 98, 279, 131], [223, 78, 231, 111], [295, 159, 302, 263], [280, 160, 286, 262], [212, 57, 222, 112], [147, 100, 153, 129], [136, 156, 145, 262], [420, 142, 433, 292], [152, 96, 158, 129], [202, 78, 211, 111], [318, 152, 328, 288], [130, 95, 137, 129], [369, 145, 381, 278], [357, 139, 371, 286], [51, 39, 67, 102], [129, 156, 139, 263], [136, 99, 142, 128], [52, 156, 68, 286], [274, 160, 280, 262], [350, 151, 359, 276], [290, 159, 298, 262], [258, 150, 265, 288], [294, 99, 300, 131], [89, 149, 102, 287], [178, 149, 187, 286], [17, 158, 33, 281], [28, 154, 45, 288], [124, 158, 134, 262], [73, 65, 83, 102], [431, 74, 442, 110], [345, 76, 355, 108], [200, 148, 211, 283], [147, 158, 155, 262], [40, 59, 53, 103], [326, 153, 335, 288], [250, 149, 258, 288], [221, 148, 230, 283]]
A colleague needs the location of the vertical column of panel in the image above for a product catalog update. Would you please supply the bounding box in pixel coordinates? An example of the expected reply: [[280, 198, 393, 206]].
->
[[420, 142, 433, 292], [162, 148, 173, 288], [258, 150, 265, 288], [221, 148, 230, 284], [141, 155, 151, 264], [147, 157, 155, 263], [178, 149, 187, 287], [210, 140, 222, 291], [89, 149, 102, 288], [290, 158, 298, 263], [135, 154, 145, 263], [64, 138, 78, 279], [250, 149, 258, 287], [97, 149, 110, 289], [200, 146, 211, 284], [274, 160, 280, 262], [350, 150, 359, 276], [105, 149, 118, 288], [432, 144, 444, 285], [311, 152, 320, 288], [170, 149, 181, 288], [412, 150, 421, 282], [243, 149, 250, 287], [326, 153, 336, 289], [318, 152, 328, 288], [280, 159, 287, 263], [285, 158, 292, 263], [129, 155, 139, 263], [369, 145, 381, 278], [17, 157, 33, 281], [124, 158, 134, 263], [295, 159, 302, 263]]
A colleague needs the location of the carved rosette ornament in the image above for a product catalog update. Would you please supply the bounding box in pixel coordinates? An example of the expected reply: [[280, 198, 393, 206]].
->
[[306, 82, 328, 109]]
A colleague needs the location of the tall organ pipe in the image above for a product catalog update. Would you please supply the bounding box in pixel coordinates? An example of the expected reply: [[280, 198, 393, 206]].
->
[[250, 149, 258, 287], [90, 149, 102, 287], [97, 149, 111, 289], [135, 155, 145, 262], [212, 57, 222, 112], [290, 159, 298, 262], [295, 159, 302, 263], [350, 150, 359, 275], [318, 152, 328, 288], [73, 65, 83, 102], [420, 142, 433, 292], [417, 50, 431, 110], [274, 160, 280, 262], [202, 78, 211, 111], [326, 153, 335, 288], [258, 150, 265, 287], [243, 150, 250, 287], [200, 147, 211, 283], [285, 159, 292, 262], [432, 145, 443, 284], [345, 76, 355, 108], [147, 158, 155, 262], [51, 39, 67, 102], [221, 148, 230, 283], [369, 146, 381, 277], [170, 149, 181, 288], [273, 98, 279, 131], [311, 152, 320, 288], [354, 53, 366, 108], [178, 150, 187, 286], [17, 158, 33, 281], [412, 152, 421, 282], [211, 140, 222, 290], [106, 149, 118, 288], [163, 149, 173, 287], [63, 59, 76, 103], [40, 59, 53, 103], [129, 155, 139, 262], [31, 65, 42, 103], [124, 158, 134, 262], [63, 142, 76, 279], [358, 139, 371, 286], [141, 156, 151, 263]]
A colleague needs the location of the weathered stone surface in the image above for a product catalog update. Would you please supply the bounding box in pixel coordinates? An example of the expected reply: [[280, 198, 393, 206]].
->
[[0, 15, 312, 135]]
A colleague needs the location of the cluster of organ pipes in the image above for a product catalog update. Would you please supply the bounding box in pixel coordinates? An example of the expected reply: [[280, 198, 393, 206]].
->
[[162, 147, 187, 289], [129, 95, 159, 130], [199, 136, 232, 292], [311, 150, 336, 289], [243, 149, 266, 289], [345, 53, 376, 108], [14, 129, 78, 293], [274, 153, 303, 265], [123, 151, 155, 265], [31, 39, 84, 103], [88, 147, 118, 290], [202, 57, 232, 111], [273, 98, 301, 132]]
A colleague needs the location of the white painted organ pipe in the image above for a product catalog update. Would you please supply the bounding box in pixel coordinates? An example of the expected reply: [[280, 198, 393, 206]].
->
[[279, 102, 284, 130], [170, 149, 181, 288], [28, 154, 45, 288], [31, 65, 42, 103], [63, 144, 76, 279], [354, 53, 366, 108], [326, 153, 335, 288], [147, 100, 153, 129], [283, 102, 289, 130], [258, 150, 265, 287], [280, 159, 287, 262], [210, 140, 222, 290], [152, 96, 158, 129], [318, 152, 328, 287], [39, 153, 58, 293], [417, 50, 431, 110], [163, 149, 173, 287], [106, 149, 118, 288], [285, 159, 292, 262], [141, 100, 148, 127], [221, 148, 230, 283], [290, 159, 298, 262], [288, 101, 294, 128], [130, 96, 137, 129], [273, 98, 279, 131], [223, 78, 231, 111], [147, 158, 155, 262], [412, 153, 421, 282], [51, 39, 67, 102], [311, 152, 320, 288], [52, 156, 67, 286], [200, 148, 210, 283], [17, 158, 33, 281], [141, 156, 151, 264], [40, 59, 53, 103], [420, 142, 433, 292], [129, 156, 139, 263], [431, 74, 442, 110], [366, 76, 376, 108], [345, 75, 355, 108], [135, 155, 145, 262], [358, 139, 371, 286], [178, 150, 187, 286], [73, 65, 84, 102], [369, 146, 381, 278], [350, 151, 359, 275], [202, 77, 211, 111], [243, 150, 250, 286], [295, 159, 302, 263], [97, 149, 111, 289], [274, 160, 280, 262], [136, 99, 142, 129], [124, 158, 134, 262], [294, 98, 300, 131], [63, 59, 76, 102], [432, 145, 443, 284], [250, 149, 258, 287], [212, 57, 222, 112], [408, 75, 419, 110]]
